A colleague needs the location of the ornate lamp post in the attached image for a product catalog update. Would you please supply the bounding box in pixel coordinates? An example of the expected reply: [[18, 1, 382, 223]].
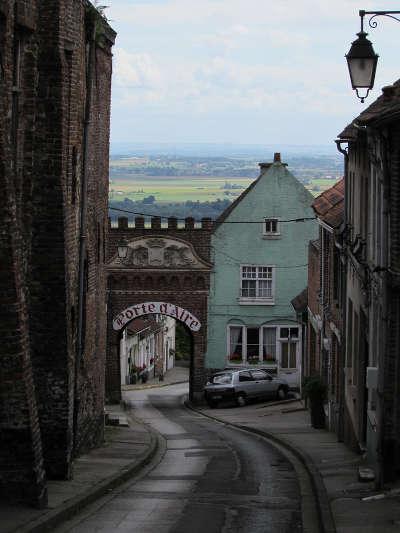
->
[[346, 10, 400, 102]]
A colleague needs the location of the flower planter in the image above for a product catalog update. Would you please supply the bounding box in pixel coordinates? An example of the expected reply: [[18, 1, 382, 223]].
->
[[303, 375, 327, 429]]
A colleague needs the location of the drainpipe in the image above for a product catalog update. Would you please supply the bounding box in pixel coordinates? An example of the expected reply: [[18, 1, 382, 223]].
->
[[73, 17, 96, 453], [335, 139, 349, 443]]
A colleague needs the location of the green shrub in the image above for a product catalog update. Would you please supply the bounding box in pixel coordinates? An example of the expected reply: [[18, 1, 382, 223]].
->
[[303, 375, 327, 402]]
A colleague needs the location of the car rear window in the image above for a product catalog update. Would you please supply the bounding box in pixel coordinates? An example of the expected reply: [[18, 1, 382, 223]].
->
[[238, 371, 253, 382], [210, 373, 233, 384]]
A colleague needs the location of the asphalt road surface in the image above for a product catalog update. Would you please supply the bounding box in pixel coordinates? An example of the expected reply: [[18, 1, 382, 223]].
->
[[56, 383, 303, 532]]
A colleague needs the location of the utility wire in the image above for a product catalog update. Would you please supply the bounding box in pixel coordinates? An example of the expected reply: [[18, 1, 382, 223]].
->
[[109, 206, 315, 224]]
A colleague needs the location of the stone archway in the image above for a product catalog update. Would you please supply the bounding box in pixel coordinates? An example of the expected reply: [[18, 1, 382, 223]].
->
[[105, 216, 213, 403]]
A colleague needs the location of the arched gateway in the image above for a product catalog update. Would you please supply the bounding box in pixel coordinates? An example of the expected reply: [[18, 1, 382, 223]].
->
[[106, 216, 213, 403]]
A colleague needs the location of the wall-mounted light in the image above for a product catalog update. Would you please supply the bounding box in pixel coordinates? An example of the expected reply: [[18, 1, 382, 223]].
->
[[117, 238, 129, 259], [346, 10, 400, 102]]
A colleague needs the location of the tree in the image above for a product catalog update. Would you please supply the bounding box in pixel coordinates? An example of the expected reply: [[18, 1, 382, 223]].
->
[[142, 195, 156, 205]]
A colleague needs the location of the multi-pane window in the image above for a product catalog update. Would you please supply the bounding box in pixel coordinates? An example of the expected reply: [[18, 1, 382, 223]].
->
[[241, 266, 273, 299], [228, 325, 299, 369], [264, 218, 280, 235]]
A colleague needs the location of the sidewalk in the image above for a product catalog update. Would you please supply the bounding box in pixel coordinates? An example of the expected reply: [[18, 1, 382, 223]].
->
[[188, 399, 400, 533], [121, 365, 189, 392], [0, 405, 158, 533]]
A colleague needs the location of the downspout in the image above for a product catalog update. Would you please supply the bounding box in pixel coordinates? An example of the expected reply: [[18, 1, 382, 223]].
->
[[73, 16, 96, 452], [335, 139, 349, 443]]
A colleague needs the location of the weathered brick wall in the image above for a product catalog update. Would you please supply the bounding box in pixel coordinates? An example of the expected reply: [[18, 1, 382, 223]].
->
[[306, 239, 320, 376], [0, 0, 115, 504], [307, 240, 320, 317], [0, 0, 47, 507], [106, 219, 213, 403]]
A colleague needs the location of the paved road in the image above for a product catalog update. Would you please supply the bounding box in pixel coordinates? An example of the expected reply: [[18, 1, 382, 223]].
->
[[56, 384, 303, 532]]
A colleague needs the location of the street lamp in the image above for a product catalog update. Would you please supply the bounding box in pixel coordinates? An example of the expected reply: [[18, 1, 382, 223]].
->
[[346, 10, 400, 102], [117, 237, 129, 260]]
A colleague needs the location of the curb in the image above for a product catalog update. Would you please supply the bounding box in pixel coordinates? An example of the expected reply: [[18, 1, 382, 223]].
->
[[185, 400, 336, 533], [121, 379, 189, 392], [18, 421, 159, 533]]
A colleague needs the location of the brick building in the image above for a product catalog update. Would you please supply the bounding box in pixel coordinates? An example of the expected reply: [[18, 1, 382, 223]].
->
[[337, 81, 400, 484], [307, 180, 345, 434], [0, 1, 115, 506]]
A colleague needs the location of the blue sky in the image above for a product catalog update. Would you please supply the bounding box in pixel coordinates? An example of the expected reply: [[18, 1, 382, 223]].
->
[[106, 0, 400, 146]]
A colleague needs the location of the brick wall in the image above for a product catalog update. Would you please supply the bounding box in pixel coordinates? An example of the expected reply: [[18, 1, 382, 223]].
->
[[0, 0, 115, 505]]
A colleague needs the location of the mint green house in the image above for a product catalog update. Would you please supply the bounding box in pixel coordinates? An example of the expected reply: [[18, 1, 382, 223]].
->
[[205, 153, 317, 387]]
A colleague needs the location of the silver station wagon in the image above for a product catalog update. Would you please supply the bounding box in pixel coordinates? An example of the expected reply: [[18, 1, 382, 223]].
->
[[204, 368, 289, 408]]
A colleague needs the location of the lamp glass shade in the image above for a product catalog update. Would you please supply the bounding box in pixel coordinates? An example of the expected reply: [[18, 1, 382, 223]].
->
[[117, 240, 128, 259], [346, 32, 378, 90], [347, 56, 377, 89]]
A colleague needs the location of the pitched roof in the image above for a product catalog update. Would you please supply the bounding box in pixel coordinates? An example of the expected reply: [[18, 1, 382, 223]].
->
[[312, 178, 344, 229], [215, 153, 294, 228], [291, 288, 308, 313], [215, 173, 261, 227], [338, 79, 400, 138]]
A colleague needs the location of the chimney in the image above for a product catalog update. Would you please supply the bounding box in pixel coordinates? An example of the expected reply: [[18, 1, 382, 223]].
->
[[259, 152, 286, 171]]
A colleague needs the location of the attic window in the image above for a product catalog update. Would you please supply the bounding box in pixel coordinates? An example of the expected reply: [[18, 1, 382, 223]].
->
[[263, 218, 280, 237]]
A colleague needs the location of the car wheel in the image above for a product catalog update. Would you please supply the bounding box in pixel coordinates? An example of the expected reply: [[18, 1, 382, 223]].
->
[[207, 399, 219, 408], [236, 393, 247, 407], [276, 386, 287, 400]]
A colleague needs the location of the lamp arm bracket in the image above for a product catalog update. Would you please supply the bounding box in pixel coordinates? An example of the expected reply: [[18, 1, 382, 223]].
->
[[359, 10, 400, 31]]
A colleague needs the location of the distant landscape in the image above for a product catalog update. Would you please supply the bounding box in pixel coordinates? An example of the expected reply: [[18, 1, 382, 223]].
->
[[109, 143, 343, 223]]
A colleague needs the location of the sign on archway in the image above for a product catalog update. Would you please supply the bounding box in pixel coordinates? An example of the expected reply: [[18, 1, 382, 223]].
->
[[113, 301, 201, 332]]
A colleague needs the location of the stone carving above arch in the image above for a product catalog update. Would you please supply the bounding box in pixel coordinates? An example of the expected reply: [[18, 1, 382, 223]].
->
[[108, 236, 211, 270]]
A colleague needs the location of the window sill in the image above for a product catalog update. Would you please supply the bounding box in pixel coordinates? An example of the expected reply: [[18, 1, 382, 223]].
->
[[238, 298, 275, 305], [226, 362, 278, 367], [262, 234, 281, 240]]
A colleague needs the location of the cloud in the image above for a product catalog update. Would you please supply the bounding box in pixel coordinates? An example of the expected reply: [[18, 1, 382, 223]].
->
[[108, 0, 398, 143], [201, 24, 250, 52], [113, 48, 163, 89], [108, 0, 381, 28]]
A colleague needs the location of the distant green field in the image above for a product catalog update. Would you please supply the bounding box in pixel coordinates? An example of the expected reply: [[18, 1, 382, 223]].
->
[[109, 174, 339, 202], [109, 176, 253, 203]]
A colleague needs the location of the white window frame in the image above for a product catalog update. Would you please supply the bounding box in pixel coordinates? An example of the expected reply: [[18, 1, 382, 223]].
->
[[278, 326, 300, 371], [263, 217, 281, 238], [226, 325, 281, 367], [239, 265, 275, 305]]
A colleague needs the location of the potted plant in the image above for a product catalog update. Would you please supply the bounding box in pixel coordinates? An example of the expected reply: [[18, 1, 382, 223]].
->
[[130, 365, 138, 384], [229, 353, 242, 363], [303, 375, 327, 429]]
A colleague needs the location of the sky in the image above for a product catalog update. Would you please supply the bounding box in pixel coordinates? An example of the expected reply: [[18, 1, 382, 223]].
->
[[105, 0, 400, 147]]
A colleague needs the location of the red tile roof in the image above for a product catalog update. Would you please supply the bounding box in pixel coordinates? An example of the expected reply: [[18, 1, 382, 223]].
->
[[312, 178, 344, 229], [291, 288, 308, 313]]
